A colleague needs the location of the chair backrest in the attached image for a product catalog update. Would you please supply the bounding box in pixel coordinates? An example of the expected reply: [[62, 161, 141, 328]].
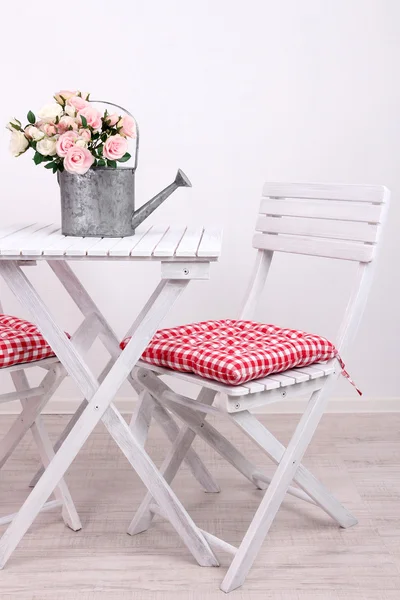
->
[[241, 182, 390, 353]]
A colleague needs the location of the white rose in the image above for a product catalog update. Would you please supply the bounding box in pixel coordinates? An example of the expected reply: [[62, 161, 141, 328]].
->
[[75, 138, 88, 148], [25, 125, 44, 141], [64, 104, 76, 118], [6, 118, 22, 132], [37, 103, 63, 122], [9, 131, 29, 156], [36, 136, 57, 156]]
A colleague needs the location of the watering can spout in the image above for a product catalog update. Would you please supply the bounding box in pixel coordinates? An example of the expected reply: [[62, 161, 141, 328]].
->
[[131, 169, 192, 230]]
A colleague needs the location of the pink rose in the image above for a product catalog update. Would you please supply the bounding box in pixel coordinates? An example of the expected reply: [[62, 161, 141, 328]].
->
[[119, 115, 136, 138], [67, 95, 89, 112], [56, 131, 78, 157], [105, 113, 119, 126], [64, 146, 94, 174], [103, 134, 128, 160], [37, 121, 58, 136], [78, 128, 91, 141], [78, 106, 102, 130], [54, 90, 76, 104], [57, 116, 79, 134]]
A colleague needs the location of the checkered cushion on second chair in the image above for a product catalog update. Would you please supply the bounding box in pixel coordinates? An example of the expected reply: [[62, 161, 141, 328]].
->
[[0, 314, 56, 369], [120, 319, 338, 386]]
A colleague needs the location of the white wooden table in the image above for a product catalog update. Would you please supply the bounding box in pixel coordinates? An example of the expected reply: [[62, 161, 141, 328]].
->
[[0, 223, 222, 569]]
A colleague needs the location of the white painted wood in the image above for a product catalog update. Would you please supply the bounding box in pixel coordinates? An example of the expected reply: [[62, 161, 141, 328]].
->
[[149, 502, 238, 557], [107, 226, 151, 257], [86, 237, 124, 257], [175, 226, 204, 257], [0, 262, 220, 569], [295, 363, 335, 379], [150, 399, 220, 493], [11, 369, 81, 532], [197, 226, 223, 257], [240, 250, 273, 320], [0, 386, 45, 404], [153, 226, 186, 257], [262, 182, 387, 203], [232, 409, 358, 529], [0, 500, 62, 526], [130, 225, 169, 257], [64, 236, 103, 257], [46, 261, 219, 495], [0, 224, 52, 256], [43, 234, 84, 257], [128, 387, 218, 536], [221, 383, 336, 592], [161, 261, 210, 280], [253, 232, 374, 262], [136, 360, 250, 396], [256, 215, 379, 243], [129, 390, 153, 447], [19, 226, 62, 256], [259, 197, 382, 223], [134, 371, 268, 491], [0, 357, 60, 374], [0, 224, 35, 243]]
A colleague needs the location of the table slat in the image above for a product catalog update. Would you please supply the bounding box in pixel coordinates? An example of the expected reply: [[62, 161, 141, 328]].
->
[[131, 225, 170, 257], [175, 227, 204, 257], [153, 226, 187, 257], [197, 227, 222, 257]]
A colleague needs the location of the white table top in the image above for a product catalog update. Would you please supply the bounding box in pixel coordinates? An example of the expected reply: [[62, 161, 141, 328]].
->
[[0, 224, 222, 261]]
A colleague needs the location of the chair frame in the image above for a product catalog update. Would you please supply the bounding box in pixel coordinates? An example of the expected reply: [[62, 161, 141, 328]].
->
[[129, 182, 390, 592], [0, 321, 81, 531]]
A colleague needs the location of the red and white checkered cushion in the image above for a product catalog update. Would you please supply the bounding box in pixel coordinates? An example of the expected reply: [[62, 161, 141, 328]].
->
[[0, 314, 56, 369], [121, 319, 338, 386]]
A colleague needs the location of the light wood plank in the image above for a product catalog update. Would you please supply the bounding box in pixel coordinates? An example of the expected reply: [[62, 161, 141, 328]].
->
[[65, 237, 103, 257], [86, 237, 123, 257], [20, 227, 63, 256], [262, 182, 387, 203], [153, 226, 187, 257], [197, 227, 223, 257], [130, 226, 170, 257], [175, 226, 204, 257], [253, 233, 374, 262], [107, 226, 151, 257], [259, 198, 382, 223], [256, 215, 379, 243], [0, 225, 52, 256]]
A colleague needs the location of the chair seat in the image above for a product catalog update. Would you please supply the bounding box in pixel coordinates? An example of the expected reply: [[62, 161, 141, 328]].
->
[[121, 319, 337, 388], [0, 314, 56, 369]]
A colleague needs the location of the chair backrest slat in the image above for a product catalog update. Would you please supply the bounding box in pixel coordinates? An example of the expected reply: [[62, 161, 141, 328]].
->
[[262, 182, 386, 203], [256, 215, 378, 243], [254, 183, 389, 262]]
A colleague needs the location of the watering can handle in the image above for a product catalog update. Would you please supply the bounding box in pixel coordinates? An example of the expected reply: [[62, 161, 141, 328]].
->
[[89, 100, 140, 170]]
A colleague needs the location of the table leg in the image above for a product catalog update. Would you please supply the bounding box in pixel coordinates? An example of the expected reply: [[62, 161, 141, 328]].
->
[[0, 261, 217, 568]]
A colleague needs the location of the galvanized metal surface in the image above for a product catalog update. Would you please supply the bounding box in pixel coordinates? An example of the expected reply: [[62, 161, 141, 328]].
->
[[59, 167, 136, 237], [59, 168, 192, 237]]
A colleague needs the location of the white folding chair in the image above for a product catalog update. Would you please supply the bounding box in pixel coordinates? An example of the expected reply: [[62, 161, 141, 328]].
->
[[128, 182, 390, 592], [0, 299, 81, 532]]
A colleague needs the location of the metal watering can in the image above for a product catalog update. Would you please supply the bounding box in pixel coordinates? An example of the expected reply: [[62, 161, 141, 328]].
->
[[58, 100, 192, 237]]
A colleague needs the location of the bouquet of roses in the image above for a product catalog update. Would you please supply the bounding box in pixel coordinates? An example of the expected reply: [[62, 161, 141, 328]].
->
[[6, 90, 136, 175]]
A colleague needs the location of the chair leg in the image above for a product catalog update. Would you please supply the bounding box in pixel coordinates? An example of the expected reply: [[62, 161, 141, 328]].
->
[[131, 385, 220, 494], [134, 370, 268, 490], [128, 387, 218, 536], [232, 410, 358, 529], [10, 369, 81, 532], [221, 386, 334, 593]]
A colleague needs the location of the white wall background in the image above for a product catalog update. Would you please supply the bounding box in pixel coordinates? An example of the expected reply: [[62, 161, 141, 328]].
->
[[0, 0, 399, 408]]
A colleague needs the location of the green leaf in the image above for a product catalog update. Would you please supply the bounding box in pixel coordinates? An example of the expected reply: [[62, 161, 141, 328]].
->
[[52, 164, 58, 174], [101, 133, 107, 143], [10, 122, 23, 132], [117, 152, 131, 163], [44, 162, 56, 169], [80, 115, 88, 128], [97, 144, 103, 156], [97, 159, 106, 167], [33, 152, 44, 165], [27, 111, 36, 124], [107, 159, 117, 168], [58, 162, 64, 173], [42, 155, 53, 162]]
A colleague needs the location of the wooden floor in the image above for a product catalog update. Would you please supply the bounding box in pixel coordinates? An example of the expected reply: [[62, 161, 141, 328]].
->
[[0, 413, 399, 599]]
